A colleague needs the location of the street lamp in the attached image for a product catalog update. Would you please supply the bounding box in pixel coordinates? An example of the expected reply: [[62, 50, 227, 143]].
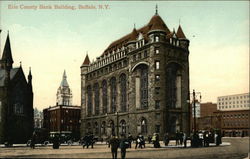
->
[[187, 89, 202, 133]]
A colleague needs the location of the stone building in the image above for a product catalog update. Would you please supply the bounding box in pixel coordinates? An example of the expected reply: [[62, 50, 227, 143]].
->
[[43, 71, 81, 139], [0, 31, 34, 144], [80, 9, 190, 139]]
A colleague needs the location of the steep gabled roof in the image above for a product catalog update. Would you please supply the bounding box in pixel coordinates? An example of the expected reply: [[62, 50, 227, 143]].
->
[[2, 33, 13, 64], [0, 68, 21, 86], [176, 25, 186, 39]]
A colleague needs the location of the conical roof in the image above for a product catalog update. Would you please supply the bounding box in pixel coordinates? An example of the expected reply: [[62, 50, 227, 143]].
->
[[60, 70, 69, 87], [148, 14, 170, 33], [2, 33, 13, 64], [82, 54, 90, 66], [177, 25, 186, 39]]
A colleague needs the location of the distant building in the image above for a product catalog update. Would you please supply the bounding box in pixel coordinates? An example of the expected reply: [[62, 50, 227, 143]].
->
[[214, 109, 249, 137], [0, 32, 34, 144], [34, 108, 43, 129], [56, 70, 72, 106], [217, 93, 249, 111], [200, 102, 217, 117], [43, 71, 80, 139], [43, 105, 81, 139], [197, 115, 221, 131], [191, 100, 201, 118], [196, 102, 219, 131]]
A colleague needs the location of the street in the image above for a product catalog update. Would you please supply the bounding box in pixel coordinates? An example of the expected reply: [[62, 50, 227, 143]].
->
[[0, 137, 249, 158]]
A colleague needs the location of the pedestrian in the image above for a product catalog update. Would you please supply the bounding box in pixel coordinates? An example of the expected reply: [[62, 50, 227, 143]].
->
[[90, 133, 94, 148], [135, 134, 140, 149], [109, 135, 120, 159], [52, 134, 60, 149], [82, 135, 89, 148], [128, 133, 133, 148], [30, 132, 36, 149], [148, 135, 152, 144], [119, 134, 129, 159], [183, 132, 187, 148], [163, 133, 169, 146], [180, 131, 184, 146], [175, 131, 180, 146]]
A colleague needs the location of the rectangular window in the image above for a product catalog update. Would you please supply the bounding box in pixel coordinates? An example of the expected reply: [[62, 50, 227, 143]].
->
[[155, 125, 160, 133], [144, 50, 148, 57], [155, 48, 159, 54], [155, 36, 159, 42], [14, 103, 23, 114], [155, 75, 160, 82], [155, 113, 160, 119], [138, 53, 141, 59], [133, 55, 136, 62], [155, 100, 160, 109], [155, 87, 160, 95], [155, 61, 160, 70]]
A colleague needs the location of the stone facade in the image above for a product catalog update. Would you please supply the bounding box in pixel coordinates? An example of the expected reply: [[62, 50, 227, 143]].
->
[[80, 10, 190, 139]]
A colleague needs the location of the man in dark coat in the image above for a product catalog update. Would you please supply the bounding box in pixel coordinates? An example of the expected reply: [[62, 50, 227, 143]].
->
[[52, 134, 60, 149], [109, 135, 120, 159], [120, 134, 128, 159]]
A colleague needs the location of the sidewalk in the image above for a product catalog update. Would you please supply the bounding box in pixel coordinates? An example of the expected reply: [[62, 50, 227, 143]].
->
[[0, 140, 231, 148]]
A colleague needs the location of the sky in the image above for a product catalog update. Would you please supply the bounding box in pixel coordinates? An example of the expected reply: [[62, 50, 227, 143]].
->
[[0, 1, 249, 111]]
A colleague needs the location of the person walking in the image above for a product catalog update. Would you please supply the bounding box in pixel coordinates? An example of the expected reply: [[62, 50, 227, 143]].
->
[[52, 134, 60, 149], [120, 134, 128, 159], [109, 135, 120, 159], [30, 132, 36, 149], [128, 133, 133, 148], [163, 133, 169, 146], [175, 131, 180, 146], [183, 132, 187, 148]]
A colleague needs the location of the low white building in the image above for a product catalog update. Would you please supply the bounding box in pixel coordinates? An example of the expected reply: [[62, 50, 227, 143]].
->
[[217, 93, 249, 111]]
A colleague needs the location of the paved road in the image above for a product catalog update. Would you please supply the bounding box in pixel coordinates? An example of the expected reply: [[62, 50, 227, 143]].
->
[[0, 137, 248, 158]]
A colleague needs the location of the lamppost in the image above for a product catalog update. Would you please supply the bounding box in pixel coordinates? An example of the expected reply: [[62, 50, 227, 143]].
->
[[187, 89, 201, 133], [116, 111, 119, 137]]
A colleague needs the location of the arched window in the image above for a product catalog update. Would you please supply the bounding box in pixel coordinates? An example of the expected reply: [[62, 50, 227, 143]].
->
[[101, 121, 106, 135], [120, 120, 126, 135], [120, 74, 127, 112], [94, 83, 99, 115], [87, 122, 91, 133], [141, 65, 148, 108], [102, 80, 108, 114], [110, 77, 117, 113], [109, 120, 115, 136], [87, 85, 92, 116], [94, 122, 99, 135], [141, 118, 147, 134], [166, 63, 182, 108]]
